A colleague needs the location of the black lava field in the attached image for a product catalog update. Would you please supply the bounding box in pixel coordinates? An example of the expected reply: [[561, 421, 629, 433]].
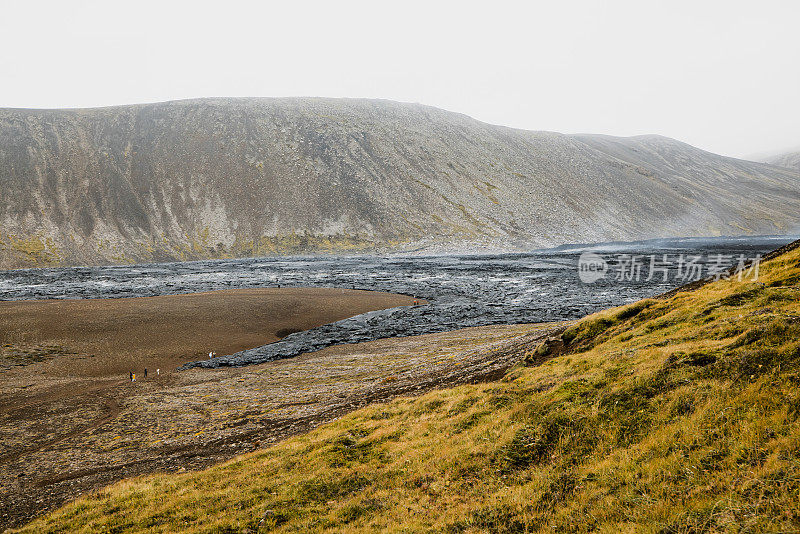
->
[[0, 236, 791, 369]]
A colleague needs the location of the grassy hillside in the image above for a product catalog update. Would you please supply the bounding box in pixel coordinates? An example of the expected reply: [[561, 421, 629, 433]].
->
[[17, 245, 800, 533]]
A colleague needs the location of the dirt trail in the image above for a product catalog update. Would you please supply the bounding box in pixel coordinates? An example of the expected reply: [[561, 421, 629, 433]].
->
[[0, 379, 120, 415], [0, 395, 122, 467]]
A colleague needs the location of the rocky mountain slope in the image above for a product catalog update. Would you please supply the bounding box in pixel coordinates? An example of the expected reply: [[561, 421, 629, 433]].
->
[[1, 98, 800, 268]]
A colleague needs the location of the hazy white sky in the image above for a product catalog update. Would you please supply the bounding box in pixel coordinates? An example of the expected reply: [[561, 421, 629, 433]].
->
[[1, 0, 797, 158]]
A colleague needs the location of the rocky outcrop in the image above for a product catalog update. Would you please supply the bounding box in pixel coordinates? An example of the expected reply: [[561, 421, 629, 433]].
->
[[1, 98, 799, 268]]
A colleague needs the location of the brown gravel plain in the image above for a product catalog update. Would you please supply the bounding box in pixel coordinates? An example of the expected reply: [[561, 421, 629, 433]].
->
[[0, 287, 561, 531], [0, 287, 422, 377]]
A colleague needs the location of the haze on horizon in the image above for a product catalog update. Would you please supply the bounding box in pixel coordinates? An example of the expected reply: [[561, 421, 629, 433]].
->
[[1, 0, 797, 159]]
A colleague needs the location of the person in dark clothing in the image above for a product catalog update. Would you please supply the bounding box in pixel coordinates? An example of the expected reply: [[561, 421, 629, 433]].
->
[[129, 371, 133, 381], [144, 368, 147, 378]]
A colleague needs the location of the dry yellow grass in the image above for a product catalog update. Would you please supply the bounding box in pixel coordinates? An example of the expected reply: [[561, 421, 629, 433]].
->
[[15, 245, 800, 533]]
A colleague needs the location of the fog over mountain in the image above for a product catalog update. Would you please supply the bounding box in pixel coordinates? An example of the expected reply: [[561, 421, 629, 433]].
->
[[1, 98, 799, 268], [761, 150, 800, 173]]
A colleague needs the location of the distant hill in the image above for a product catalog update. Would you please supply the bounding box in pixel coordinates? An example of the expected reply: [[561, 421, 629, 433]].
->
[[2, 98, 800, 268], [761, 150, 800, 172]]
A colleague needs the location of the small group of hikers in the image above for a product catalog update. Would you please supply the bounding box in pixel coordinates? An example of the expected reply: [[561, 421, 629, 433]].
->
[[129, 368, 159, 381], [129, 350, 216, 381]]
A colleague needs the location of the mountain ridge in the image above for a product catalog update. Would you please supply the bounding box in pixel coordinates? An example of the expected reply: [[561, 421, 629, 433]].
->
[[1, 97, 800, 268]]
